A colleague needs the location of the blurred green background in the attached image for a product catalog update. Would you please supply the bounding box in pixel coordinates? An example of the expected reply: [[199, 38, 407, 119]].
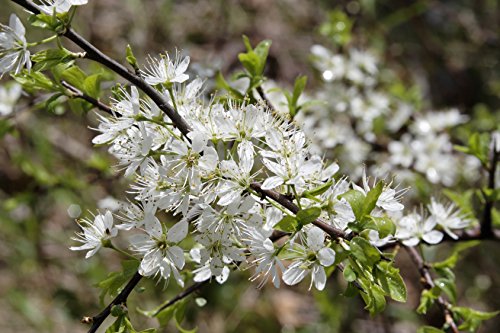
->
[[0, 0, 499, 332]]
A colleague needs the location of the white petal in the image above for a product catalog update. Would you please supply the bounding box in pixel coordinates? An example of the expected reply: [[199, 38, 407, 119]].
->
[[261, 176, 284, 190], [188, 131, 207, 153], [167, 221, 189, 243], [307, 227, 325, 251], [167, 246, 185, 269], [313, 265, 327, 290], [282, 264, 307, 286], [318, 247, 335, 267], [423, 230, 443, 244]]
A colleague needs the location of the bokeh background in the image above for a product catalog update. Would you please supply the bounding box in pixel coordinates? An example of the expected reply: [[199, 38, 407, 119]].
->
[[0, 0, 499, 332]]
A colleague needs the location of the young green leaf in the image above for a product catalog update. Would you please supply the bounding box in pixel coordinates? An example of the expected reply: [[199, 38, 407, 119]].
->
[[375, 261, 407, 302], [296, 206, 322, 225], [274, 215, 299, 232], [349, 237, 380, 267]]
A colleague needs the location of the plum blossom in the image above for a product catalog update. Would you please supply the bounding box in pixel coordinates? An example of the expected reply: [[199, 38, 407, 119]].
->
[[39, 0, 89, 14], [70, 211, 118, 258], [142, 51, 190, 86], [0, 14, 30, 77], [427, 198, 471, 240], [283, 227, 336, 290], [0, 82, 22, 116], [130, 220, 188, 286], [395, 211, 443, 246]]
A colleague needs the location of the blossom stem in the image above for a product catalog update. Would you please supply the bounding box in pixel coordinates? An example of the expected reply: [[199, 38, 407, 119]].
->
[[291, 185, 302, 209], [106, 242, 137, 260], [27, 34, 58, 47]]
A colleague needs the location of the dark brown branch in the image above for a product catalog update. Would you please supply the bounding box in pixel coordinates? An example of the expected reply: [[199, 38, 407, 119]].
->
[[256, 86, 275, 112], [61, 81, 113, 114], [405, 247, 459, 333], [87, 272, 143, 333], [250, 182, 347, 239]]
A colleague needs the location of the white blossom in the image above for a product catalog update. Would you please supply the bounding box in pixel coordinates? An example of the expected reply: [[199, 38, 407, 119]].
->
[[282, 227, 336, 290], [142, 52, 190, 86], [427, 198, 471, 240], [130, 220, 188, 286], [70, 211, 118, 258], [395, 212, 443, 246], [0, 14, 30, 77], [39, 0, 89, 14], [0, 82, 22, 116]]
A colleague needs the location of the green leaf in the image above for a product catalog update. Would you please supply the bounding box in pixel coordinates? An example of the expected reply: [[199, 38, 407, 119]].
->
[[433, 241, 480, 270], [31, 48, 75, 71], [292, 75, 307, 106], [417, 326, 445, 333], [274, 215, 298, 232], [350, 237, 380, 267], [126, 44, 139, 70], [318, 10, 353, 46], [111, 304, 128, 317], [375, 261, 407, 302], [60, 65, 87, 90], [359, 279, 386, 315], [417, 288, 440, 314], [443, 189, 475, 217], [303, 180, 333, 197], [453, 306, 499, 332], [343, 263, 356, 282], [174, 300, 197, 333], [82, 74, 102, 98], [215, 72, 244, 100], [12, 70, 57, 93], [455, 132, 490, 166], [237, 35, 271, 84], [340, 189, 365, 222], [434, 278, 457, 304], [288, 75, 307, 117], [296, 206, 322, 225], [97, 260, 140, 305], [363, 181, 383, 217], [367, 216, 396, 238]]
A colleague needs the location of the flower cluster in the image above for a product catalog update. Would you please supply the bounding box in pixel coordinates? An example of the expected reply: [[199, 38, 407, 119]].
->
[[67, 50, 474, 291], [272, 44, 479, 187]]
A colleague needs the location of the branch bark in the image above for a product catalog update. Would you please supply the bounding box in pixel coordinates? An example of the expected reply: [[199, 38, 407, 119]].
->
[[405, 246, 459, 333], [86, 272, 143, 333], [61, 80, 113, 114]]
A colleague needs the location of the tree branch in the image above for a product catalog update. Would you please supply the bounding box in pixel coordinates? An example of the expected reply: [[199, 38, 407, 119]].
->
[[86, 272, 143, 333], [405, 246, 459, 333], [61, 80, 113, 114], [250, 182, 347, 239]]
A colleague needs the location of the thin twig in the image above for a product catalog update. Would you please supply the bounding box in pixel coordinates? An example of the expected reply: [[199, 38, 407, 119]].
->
[[405, 247, 459, 333], [256, 86, 275, 112], [153, 281, 207, 316], [61, 81, 113, 114], [250, 182, 347, 239]]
